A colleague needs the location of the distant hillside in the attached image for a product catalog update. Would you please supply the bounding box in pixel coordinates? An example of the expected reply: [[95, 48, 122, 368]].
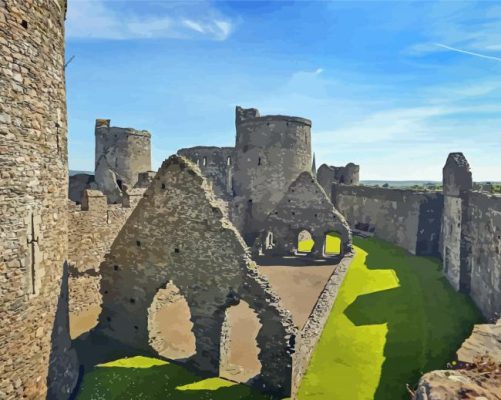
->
[[361, 180, 440, 188]]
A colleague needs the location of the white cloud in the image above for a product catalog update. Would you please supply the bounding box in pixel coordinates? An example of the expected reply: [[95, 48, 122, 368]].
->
[[309, 79, 501, 181], [66, 0, 234, 41]]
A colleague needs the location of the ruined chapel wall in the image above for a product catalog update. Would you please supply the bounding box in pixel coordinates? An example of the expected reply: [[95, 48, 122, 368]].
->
[[260, 172, 352, 257], [96, 156, 296, 397], [232, 110, 312, 241], [462, 192, 501, 319], [333, 185, 443, 255], [0, 1, 78, 398]]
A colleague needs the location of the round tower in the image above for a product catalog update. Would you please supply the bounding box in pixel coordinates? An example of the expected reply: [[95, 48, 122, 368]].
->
[[0, 1, 78, 399], [232, 106, 312, 243], [95, 119, 152, 203]]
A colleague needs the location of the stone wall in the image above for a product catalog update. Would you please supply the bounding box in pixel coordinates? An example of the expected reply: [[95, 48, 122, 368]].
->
[[317, 163, 360, 195], [0, 1, 78, 398], [441, 152, 473, 292], [461, 191, 501, 319], [257, 172, 352, 257], [67, 189, 143, 314], [95, 155, 296, 397], [232, 106, 312, 243], [94, 119, 151, 203], [291, 254, 353, 398], [333, 185, 443, 256], [177, 146, 234, 199], [68, 173, 94, 203]]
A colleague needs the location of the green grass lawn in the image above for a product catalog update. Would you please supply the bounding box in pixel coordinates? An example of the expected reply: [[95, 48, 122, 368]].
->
[[297, 236, 483, 400], [76, 356, 272, 400], [76, 236, 482, 400]]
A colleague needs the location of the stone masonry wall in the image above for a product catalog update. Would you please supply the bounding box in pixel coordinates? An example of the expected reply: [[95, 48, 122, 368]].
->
[[0, 1, 78, 399], [95, 119, 151, 203], [333, 185, 443, 256], [317, 163, 360, 195], [95, 155, 296, 397], [67, 189, 143, 314], [232, 106, 312, 244], [177, 146, 234, 199], [291, 254, 353, 398], [258, 172, 352, 257], [462, 191, 501, 319]]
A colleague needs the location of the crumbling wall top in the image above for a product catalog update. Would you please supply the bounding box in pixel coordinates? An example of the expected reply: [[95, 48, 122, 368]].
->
[[235, 106, 311, 127]]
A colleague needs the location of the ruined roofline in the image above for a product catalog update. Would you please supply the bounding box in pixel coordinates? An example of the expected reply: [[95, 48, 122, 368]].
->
[[236, 105, 311, 127], [238, 114, 312, 127], [95, 118, 151, 138]]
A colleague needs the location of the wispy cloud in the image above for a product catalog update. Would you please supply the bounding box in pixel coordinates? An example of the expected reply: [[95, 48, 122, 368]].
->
[[66, 0, 234, 41], [408, 2, 501, 60], [434, 43, 501, 62], [309, 78, 501, 180]]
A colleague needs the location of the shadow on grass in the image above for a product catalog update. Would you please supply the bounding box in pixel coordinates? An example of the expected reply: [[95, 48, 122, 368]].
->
[[73, 332, 272, 400], [77, 358, 271, 400], [344, 237, 483, 400]]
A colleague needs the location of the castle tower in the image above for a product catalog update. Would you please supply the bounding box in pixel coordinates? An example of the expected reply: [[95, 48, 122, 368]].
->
[[441, 152, 473, 292], [95, 119, 151, 203], [0, 1, 78, 399], [232, 106, 312, 243]]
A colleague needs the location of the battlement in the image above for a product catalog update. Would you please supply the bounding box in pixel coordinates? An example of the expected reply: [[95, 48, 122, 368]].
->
[[95, 119, 151, 138]]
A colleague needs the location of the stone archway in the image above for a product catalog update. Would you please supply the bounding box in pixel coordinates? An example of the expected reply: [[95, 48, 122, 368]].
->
[[147, 281, 196, 360], [95, 155, 296, 398], [220, 300, 262, 383], [323, 231, 342, 256], [297, 229, 314, 253]]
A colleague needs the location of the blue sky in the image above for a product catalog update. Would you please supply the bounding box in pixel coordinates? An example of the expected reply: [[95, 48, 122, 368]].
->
[[66, 0, 501, 180]]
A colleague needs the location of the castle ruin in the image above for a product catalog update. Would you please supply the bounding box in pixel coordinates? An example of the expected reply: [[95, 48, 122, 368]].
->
[[0, 1, 499, 399]]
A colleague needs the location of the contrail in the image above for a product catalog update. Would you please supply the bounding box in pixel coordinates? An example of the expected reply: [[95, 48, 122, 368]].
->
[[435, 43, 501, 62]]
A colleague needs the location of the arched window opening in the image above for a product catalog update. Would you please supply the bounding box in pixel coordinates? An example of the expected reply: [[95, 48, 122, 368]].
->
[[227, 156, 231, 166], [116, 178, 123, 190], [297, 230, 314, 253], [203, 157, 207, 166], [220, 300, 262, 383], [258, 157, 261, 166], [265, 231, 275, 250], [339, 175, 345, 184], [147, 282, 196, 360], [324, 231, 342, 255]]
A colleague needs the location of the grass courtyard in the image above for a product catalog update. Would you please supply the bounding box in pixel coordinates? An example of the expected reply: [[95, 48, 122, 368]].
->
[[76, 356, 271, 400], [76, 236, 482, 400], [297, 236, 482, 400]]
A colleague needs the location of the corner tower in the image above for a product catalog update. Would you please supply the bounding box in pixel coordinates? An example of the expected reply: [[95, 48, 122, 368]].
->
[[441, 152, 473, 291], [95, 119, 152, 203], [232, 106, 312, 243], [0, 1, 78, 399]]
